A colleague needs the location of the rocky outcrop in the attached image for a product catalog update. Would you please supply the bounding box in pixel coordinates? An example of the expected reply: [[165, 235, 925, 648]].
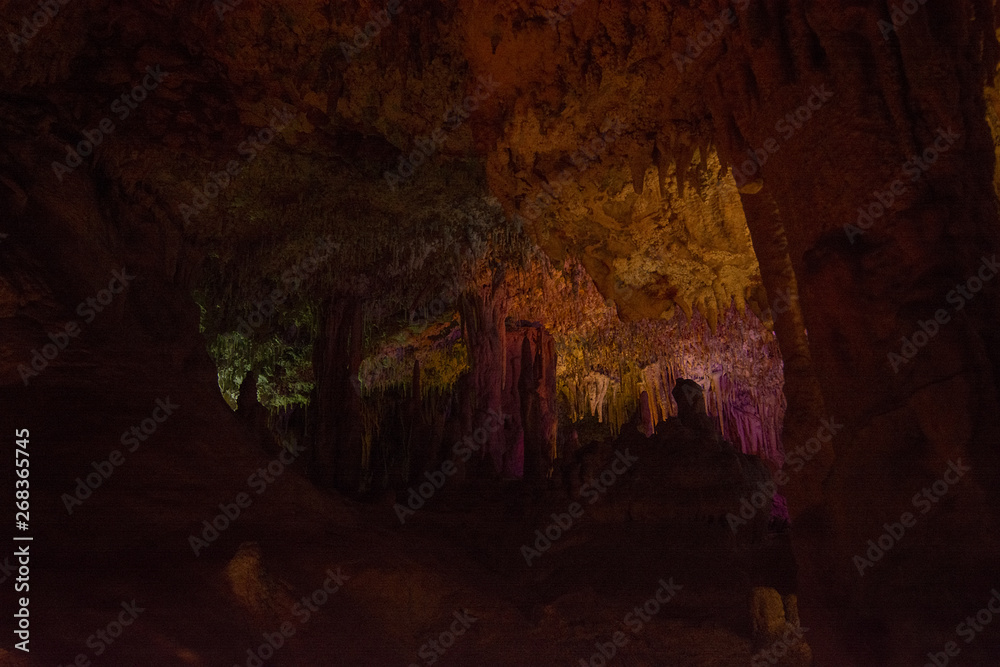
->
[[671, 377, 721, 442], [236, 371, 276, 452]]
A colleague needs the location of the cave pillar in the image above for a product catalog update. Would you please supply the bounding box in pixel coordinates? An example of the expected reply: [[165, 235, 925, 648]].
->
[[458, 268, 507, 476], [504, 323, 558, 484], [529, 327, 558, 483], [638, 390, 654, 437], [738, 191, 830, 512], [310, 295, 364, 494], [501, 328, 526, 477], [705, 2, 1000, 663]]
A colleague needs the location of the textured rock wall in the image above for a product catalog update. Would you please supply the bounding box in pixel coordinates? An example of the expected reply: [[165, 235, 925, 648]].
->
[[0, 97, 212, 389], [698, 1, 1000, 663]]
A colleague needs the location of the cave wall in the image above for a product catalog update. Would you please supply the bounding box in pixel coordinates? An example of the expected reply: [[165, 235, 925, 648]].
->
[[0, 97, 213, 389], [700, 1, 1000, 664]]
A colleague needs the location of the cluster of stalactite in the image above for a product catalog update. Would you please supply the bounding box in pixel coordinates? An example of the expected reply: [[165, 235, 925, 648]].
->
[[636, 354, 786, 463], [508, 253, 786, 462], [280, 245, 786, 496], [325, 248, 786, 483], [556, 317, 786, 462]]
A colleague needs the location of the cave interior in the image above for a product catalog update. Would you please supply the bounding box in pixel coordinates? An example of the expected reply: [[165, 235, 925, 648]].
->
[[3, 1, 1000, 666]]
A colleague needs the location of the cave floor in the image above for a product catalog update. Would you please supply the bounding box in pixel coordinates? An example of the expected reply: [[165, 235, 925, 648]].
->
[[2, 359, 793, 667]]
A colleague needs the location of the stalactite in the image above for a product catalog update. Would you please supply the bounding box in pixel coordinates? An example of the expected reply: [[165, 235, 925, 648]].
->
[[356, 252, 787, 465]]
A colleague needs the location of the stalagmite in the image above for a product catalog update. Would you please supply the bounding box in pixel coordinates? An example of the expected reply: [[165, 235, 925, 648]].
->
[[638, 390, 654, 437]]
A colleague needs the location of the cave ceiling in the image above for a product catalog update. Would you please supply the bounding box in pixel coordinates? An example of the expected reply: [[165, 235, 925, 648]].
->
[[0, 0, 765, 328]]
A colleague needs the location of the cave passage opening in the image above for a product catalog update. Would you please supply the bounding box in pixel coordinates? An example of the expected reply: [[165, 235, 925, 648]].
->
[[192, 177, 789, 500]]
